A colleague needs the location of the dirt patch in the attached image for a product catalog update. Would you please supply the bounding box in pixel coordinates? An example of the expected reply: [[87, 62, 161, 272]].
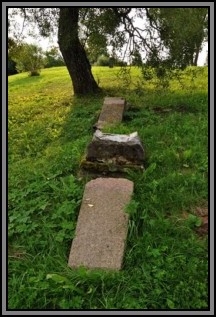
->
[[175, 105, 189, 112], [181, 211, 190, 219], [195, 215, 208, 236], [182, 205, 208, 237], [193, 206, 208, 217], [181, 167, 194, 175], [152, 104, 197, 114], [152, 106, 172, 114], [193, 205, 208, 237], [8, 246, 27, 259]]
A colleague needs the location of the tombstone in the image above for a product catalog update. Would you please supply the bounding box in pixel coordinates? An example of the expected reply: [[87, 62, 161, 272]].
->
[[81, 130, 144, 172], [94, 97, 126, 130], [68, 178, 134, 270]]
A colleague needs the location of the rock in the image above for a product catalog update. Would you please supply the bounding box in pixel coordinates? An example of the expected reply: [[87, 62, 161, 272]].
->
[[68, 178, 134, 270], [86, 130, 144, 166]]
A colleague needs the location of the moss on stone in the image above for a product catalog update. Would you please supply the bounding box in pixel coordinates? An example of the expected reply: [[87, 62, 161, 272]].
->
[[80, 158, 144, 173]]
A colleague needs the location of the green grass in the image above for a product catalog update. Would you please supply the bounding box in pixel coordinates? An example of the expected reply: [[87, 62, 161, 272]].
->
[[8, 66, 208, 310]]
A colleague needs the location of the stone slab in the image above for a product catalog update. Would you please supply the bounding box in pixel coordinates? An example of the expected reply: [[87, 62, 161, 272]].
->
[[68, 178, 134, 270], [86, 130, 144, 165], [103, 97, 126, 105], [94, 97, 126, 130]]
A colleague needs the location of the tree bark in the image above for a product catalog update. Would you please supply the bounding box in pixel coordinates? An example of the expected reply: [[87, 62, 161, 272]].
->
[[58, 8, 100, 95], [193, 51, 199, 66], [193, 45, 200, 66]]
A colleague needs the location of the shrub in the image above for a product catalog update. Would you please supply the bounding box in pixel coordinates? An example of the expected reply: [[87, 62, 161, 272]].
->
[[95, 54, 110, 66], [13, 43, 44, 76], [8, 58, 18, 75], [44, 47, 65, 68]]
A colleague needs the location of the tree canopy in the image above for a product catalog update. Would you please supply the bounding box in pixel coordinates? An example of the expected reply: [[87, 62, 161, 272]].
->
[[11, 42, 44, 76], [8, 7, 208, 95], [146, 8, 208, 68]]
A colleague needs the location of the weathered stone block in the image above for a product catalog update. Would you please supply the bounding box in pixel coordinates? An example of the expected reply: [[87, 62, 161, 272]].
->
[[68, 178, 134, 270], [86, 130, 144, 166]]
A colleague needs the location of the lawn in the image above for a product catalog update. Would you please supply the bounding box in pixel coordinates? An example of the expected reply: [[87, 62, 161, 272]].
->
[[8, 66, 208, 310]]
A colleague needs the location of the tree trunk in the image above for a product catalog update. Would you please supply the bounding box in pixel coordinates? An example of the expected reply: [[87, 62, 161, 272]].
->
[[193, 46, 200, 66], [58, 8, 100, 95]]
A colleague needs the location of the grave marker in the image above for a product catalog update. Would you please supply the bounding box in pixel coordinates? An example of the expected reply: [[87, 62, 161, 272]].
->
[[81, 130, 145, 173], [68, 178, 134, 270], [94, 97, 126, 130]]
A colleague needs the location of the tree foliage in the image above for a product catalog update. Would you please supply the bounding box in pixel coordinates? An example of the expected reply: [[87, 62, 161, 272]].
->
[[146, 8, 208, 67], [8, 7, 208, 94], [8, 37, 18, 75], [11, 43, 44, 76], [131, 49, 143, 66], [44, 47, 65, 68], [95, 54, 110, 66], [8, 59, 18, 75]]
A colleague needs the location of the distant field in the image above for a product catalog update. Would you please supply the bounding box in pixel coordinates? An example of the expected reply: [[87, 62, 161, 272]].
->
[[8, 66, 208, 309]]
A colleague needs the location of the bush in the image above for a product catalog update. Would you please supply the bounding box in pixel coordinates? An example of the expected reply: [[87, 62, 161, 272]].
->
[[96, 54, 110, 66], [96, 55, 127, 67], [44, 47, 65, 68], [13, 43, 44, 76], [114, 60, 127, 67], [8, 58, 18, 75]]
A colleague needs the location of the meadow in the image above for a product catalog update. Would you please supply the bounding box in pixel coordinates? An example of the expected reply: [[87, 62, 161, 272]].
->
[[8, 65, 208, 310]]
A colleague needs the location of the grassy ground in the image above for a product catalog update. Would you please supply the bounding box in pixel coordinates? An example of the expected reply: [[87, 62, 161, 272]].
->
[[8, 66, 208, 310]]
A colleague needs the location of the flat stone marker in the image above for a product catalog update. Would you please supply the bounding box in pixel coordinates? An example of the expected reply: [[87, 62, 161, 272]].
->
[[94, 97, 126, 130], [68, 178, 134, 270]]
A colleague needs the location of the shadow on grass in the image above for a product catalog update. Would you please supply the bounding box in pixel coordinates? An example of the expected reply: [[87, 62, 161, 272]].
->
[[8, 73, 45, 88], [58, 93, 105, 143]]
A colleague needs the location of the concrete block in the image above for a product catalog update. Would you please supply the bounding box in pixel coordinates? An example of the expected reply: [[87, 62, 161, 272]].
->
[[68, 178, 134, 270], [94, 97, 126, 130]]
